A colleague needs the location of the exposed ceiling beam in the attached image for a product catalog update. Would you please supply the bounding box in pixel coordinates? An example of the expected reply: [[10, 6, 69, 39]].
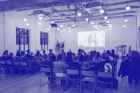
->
[[54, 15, 136, 23]]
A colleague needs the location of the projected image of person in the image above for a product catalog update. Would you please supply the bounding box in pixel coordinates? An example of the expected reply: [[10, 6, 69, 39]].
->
[[88, 33, 97, 47]]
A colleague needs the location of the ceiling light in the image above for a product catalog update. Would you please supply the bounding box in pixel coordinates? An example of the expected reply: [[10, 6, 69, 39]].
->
[[99, 25, 102, 27], [106, 20, 110, 23], [100, 9, 104, 14], [109, 29, 112, 31], [68, 27, 71, 29], [60, 24, 63, 28], [123, 24, 126, 28], [51, 21, 54, 24], [97, 27, 100, 30], [124, 18, 128, 22], [38, 14, 43, 20], [57, 28, 60, 30], [26, 22, 29, 26], [68, 31, 71, 32], [104, 16, 108, 20], [77, 11, 82, 17], [91, 22, 94, 25], [49, 25, 51, 28], [126, 5, 130, 11], [38, 22, 41, 25], [94, 25, 97, 28], [85, 18, 89, 21], [24, 17, 27, 22]]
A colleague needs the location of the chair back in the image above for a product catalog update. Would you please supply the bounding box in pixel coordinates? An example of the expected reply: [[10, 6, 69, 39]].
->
[[81, 70, 95, 77], [19, 58, 28, 66], [34, 56, 43, 64], [40, 65, 51, 73], [67, 69, 79, 75], [13, 58, 20, 66], [6, 60, 13, 65], [0, 57, 6, 65]]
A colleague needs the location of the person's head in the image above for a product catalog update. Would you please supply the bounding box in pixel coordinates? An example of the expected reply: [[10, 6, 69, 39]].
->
[[49, 49, 53, 53], [106, 50, 111, 55], [36, 50, 40, 56], [95, 52, 100, 59], [21, 51, 25, 56], [9, 52, 13, 57], [93, 50, 97, 55], [78, 49, 82, 54], [27, 49, 30, 54], [90, 51, 94, 55], [43, 50, 46, 54], [111, 49, 115, 54], [30, 52, 34, 56]]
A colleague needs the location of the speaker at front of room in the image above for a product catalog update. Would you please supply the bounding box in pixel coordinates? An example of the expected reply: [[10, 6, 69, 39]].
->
[[51, 23, 57, 28]]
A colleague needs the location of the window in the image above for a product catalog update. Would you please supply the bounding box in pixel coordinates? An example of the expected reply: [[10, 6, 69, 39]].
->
[[40, 32, 48, 51], [16, 28, 30, 51]]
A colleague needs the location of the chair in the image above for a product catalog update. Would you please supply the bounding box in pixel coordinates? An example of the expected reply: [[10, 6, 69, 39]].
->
[[0, 57, 6, 73], [66, 68, 81, 90], [53, 66, 67, 87], [80, 70, 96, 92], [40, 64, 52, 87], [96, 64, 115, 93], [13, 57, 20, 74], [19, 58, 30, 74], [6, 59, 13, 74]]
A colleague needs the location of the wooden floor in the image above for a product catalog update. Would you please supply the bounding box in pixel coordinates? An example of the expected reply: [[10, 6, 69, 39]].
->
[[0, 73, 140, 93]]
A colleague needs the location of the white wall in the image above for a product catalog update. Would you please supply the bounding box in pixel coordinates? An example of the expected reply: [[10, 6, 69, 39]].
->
[[0, 11, 56, 55], [56, 17, 137, 53], [137, 13, 140, 52]]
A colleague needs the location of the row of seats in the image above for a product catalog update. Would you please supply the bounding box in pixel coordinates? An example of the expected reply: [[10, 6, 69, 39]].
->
[[40, 64, 117, 92]]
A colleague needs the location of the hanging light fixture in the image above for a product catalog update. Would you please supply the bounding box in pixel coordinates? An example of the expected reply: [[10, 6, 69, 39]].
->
[[126, 5, 130, 11], [77, 11, 82, 17], [24, 17, 27, 22], [124, 18, 128, 22], [104, 16, 108, 20], [100, 9, 104, 14], [57, 28, 60, 30], [91, 21, 94, 25], [106, 20, 110, 23], [85, 18, 89, 22], [38, 14, 43, 20], [26, 22, 29, 26], [38, 21, 42, 25], [123, 24, 126, 28], [49, 25, 51, 28], [60, 24, 63, 28], [51, 21, 54, 24]]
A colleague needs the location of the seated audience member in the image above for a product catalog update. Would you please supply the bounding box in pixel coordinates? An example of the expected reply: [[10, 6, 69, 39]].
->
[[48, 49, 56, 63], [72, 53, 78, 62], [42, 50, 47, 59], [2, 50, 9, 58], [8, 52, 14, 60], [93, 52, 101, 63], [25, 49, 31, 57], [66, 52, 73, 65], [16, 50, 21, 57], [35, 50, 42, 56], [88, 51, 94, 61], [21, 51, 25, 58]]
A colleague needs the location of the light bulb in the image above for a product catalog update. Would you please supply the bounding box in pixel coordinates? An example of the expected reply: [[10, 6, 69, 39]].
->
[[78, 12, 82, 17], [124, 18, 128, 22], [57, 28, 60, 30], [38, 22, 41, 25], [126, 5, 130, 11], [51, 21, 54, 24], [100, 9, 104, 14], [94, 25, 97, 28], [106, 20, 110, 23], [49, 25, 51, 28], [24, 17, 27, 22], [68, 27, 71, 29], [91, 22, 94, 25], [109, 29, 112, 31], [47, 28, 50, 30], [123, 24, 126, 28], [104, 16, 108, 19], [85, 18, 89, 21], [38, 14, 43, 20], [68, 31, 71, 32], [60, 24, 63, 27], [26, 23, 29, 26]]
